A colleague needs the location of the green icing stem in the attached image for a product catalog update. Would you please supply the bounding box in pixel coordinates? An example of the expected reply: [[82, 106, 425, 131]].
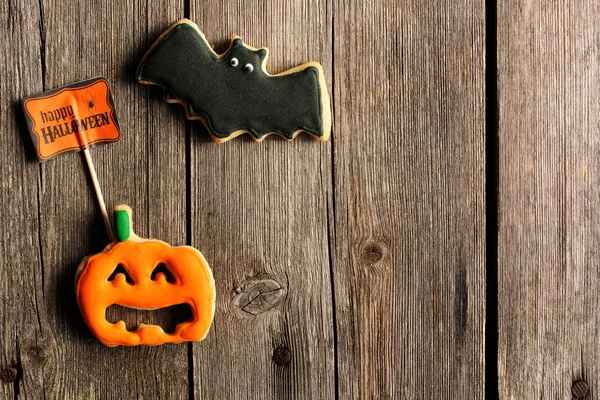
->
[[114, 209, 131, 242]]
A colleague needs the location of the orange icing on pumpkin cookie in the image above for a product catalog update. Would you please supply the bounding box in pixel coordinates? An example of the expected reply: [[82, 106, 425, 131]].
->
[[75, 205, 215, 346]]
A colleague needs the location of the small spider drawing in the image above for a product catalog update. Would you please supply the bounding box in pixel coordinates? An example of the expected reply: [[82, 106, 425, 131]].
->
[[83, 92, 96, 112]]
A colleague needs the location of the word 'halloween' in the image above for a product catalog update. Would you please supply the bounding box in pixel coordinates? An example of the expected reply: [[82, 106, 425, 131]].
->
[[40, 111, 112, 144]]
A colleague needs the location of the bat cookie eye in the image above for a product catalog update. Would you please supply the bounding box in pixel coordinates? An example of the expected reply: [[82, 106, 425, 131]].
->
[[230, 57, 239, 67], [244, 63, 254, 73]]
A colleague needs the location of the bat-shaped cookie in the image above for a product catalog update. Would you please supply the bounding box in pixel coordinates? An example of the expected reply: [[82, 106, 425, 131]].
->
[[136, 19, 331, 143]]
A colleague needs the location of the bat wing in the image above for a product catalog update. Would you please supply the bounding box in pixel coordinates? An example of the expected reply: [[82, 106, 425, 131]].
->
[[136, 21, 219, 116], [137, 20, 330, 142]]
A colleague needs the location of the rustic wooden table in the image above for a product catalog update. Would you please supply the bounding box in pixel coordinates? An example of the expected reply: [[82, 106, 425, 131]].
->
[[1, 0, 595, 399]]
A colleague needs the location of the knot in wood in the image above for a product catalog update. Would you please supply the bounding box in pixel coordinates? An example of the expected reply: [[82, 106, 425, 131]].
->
[[572, 380, 589, 399], [232, 279, 286, 316], [0, 366, 18, 384], [273, 347, 291, 366], [360, 241, 386, 265], [27, 344, 50, 365]]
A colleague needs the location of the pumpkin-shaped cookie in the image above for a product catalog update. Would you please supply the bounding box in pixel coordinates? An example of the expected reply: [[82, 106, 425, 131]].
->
[[75, 205, 215, 346]]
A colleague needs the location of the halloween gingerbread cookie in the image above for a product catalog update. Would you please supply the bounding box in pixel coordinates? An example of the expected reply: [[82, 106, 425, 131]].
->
[[75, 205, 215, 346], [136, 19, 331, 143]]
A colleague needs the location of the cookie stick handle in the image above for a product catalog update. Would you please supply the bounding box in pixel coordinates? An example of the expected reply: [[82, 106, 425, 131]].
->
[[82, 147, 114, 242], [75, 127, 115, 242]]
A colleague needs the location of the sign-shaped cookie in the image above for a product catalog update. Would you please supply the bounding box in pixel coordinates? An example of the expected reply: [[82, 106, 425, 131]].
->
[[75, 205, 215, 346], [22, 77, 121, 161], [136, 19, 331, 143]]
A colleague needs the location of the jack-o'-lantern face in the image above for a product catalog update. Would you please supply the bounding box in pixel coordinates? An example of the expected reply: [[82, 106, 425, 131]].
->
[[75, 205, 215, 346]]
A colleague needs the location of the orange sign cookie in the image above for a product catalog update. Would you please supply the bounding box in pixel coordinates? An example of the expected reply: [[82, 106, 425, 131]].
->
[[22, 77, 121, 161], [75, 205, 216, 346]]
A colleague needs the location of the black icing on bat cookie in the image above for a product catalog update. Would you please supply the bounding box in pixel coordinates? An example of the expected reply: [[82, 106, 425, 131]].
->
[[137, 19, 331, 143]]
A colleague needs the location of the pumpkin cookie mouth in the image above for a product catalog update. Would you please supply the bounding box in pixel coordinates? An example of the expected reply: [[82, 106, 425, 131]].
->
[[105, 303, 193, 334]]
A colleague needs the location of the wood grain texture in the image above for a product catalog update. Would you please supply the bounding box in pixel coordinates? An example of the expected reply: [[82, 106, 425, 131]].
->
[[0, 0, 491, 398], [188, 0, 335, 398], [0, 0, 44, 398], [332, 0, 487, 398], [498, 2, 600, 399], [22, 1, 189, 398]]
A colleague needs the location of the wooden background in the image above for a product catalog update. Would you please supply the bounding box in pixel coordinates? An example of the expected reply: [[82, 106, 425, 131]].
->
[[0, 0, 596, 399]]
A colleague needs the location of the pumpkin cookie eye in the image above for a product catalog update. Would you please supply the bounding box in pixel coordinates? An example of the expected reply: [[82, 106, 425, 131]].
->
[[230, 57, 239, 67], [151, 263, 176, 283], [244, 63, 254, 73], [107, 264, 134, 284]]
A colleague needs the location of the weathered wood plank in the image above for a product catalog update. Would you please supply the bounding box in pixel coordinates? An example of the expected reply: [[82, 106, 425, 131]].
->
[[22, 1, 189, 398], [0, 0, 44, 398], [498, 2, 600, 399], [188, 0, 336, 398], [332, 1, 487, 398]]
